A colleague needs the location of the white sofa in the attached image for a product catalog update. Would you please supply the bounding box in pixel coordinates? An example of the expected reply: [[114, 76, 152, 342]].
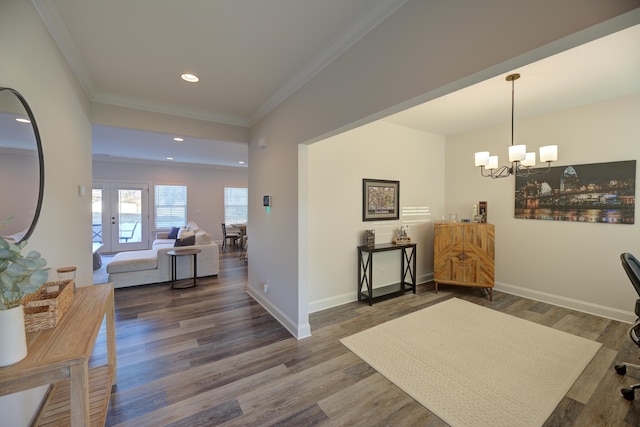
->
[[107, 222, 219, 288]]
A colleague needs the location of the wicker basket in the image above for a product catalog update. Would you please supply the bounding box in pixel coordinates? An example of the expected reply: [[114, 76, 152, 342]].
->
[[21, 279, 74, 333]]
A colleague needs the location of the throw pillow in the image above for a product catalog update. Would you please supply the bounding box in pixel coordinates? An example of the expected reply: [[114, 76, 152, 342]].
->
[[186, 221, 200, 232], [174, 235, 196, 247], [177, 227, 189, 239], [195, 230, 211, 245], [167, 226, 180, 239]]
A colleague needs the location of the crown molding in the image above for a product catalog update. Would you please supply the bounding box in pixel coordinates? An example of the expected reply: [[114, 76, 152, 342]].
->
[[249, 0, 410, 125], [31, 0, 96, 98], [32, 0, 250, 127], [33, 0, 410, 129]]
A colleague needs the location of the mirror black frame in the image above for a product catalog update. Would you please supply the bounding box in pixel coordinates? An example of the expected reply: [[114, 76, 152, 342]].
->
[[0, 87, 45, 243]]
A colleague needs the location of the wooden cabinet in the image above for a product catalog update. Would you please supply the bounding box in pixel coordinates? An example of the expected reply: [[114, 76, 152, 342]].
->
[[433, 223, 495, 300], [0, 284, 116, 426]]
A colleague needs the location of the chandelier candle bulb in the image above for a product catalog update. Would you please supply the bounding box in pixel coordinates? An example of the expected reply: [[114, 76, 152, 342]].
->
[[475, 151, 490, 167], [487, 156, 499, 170], [522, 152, 536, 167], [540, 145, 558, 162], [508, 145, 526, 162]]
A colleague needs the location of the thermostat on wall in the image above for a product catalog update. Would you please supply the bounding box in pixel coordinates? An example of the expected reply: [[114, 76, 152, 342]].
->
[[263, 195, 271, 207]]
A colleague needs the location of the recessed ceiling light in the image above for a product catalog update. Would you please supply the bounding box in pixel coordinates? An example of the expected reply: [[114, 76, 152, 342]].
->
[[181, 73, 199, 83], [238, 161, 245, 165], [166, 157, 174, 160], [173, 137, 184, 142], [16, 118, 30, 123]]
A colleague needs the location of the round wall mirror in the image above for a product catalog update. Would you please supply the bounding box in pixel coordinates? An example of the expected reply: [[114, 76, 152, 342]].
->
[[0, 87, 44, 243]]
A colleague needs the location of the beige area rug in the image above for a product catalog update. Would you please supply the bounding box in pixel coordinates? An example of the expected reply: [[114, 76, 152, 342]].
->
[[340, 298, 601, 427]]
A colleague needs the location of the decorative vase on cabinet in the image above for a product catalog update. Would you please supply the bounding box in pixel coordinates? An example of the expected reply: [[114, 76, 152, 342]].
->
[[433, 222, 495, 300]]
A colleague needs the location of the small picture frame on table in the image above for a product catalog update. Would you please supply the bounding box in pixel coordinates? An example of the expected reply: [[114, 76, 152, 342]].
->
[[365, 229, 375, 247], [478, 201, 487, 223]]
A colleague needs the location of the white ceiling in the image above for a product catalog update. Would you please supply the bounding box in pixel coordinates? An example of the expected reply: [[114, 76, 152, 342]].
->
[[384, 24, 640, 136], [31, 1, 640, 167], [33, 0, 410, 167]]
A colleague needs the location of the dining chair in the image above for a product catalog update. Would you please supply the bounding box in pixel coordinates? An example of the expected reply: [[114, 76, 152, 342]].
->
[[221, 223, 240, 251], [239, 235, 248, 262]]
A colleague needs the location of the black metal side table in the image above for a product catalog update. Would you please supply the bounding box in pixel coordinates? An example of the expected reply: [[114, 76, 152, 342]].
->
[[167, 248, 201, 289], [357, 243, 417, 306]]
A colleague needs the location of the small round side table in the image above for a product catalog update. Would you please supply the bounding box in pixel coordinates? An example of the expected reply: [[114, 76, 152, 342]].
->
[[167, 248, 201, 289]]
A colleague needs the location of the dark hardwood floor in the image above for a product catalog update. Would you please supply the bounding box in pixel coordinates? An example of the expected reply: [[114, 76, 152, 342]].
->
[[92, 252, 640, 426]]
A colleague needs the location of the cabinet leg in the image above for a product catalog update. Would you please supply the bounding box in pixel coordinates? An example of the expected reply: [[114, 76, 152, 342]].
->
[[435, 281, 438, 294]]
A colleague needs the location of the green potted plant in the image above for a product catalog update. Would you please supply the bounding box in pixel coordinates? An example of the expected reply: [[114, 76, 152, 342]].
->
[[0, 218, 48, 366]]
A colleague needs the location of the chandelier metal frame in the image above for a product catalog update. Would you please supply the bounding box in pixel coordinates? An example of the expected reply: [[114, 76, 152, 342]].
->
[[475, 73, 557, 179]]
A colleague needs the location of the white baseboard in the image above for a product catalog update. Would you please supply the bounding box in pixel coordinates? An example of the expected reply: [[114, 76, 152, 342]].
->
[[309, 292, 355, 314], [308, 272, 434, 314], [495, 281, 636, 324], [250, 274, 632, 339], [246, 284, 311, 339]]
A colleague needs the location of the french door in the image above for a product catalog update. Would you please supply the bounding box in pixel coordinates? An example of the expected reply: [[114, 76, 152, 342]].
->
[[92, 181, 150, 252]]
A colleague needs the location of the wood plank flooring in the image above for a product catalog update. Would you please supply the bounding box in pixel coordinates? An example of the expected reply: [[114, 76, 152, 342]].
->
[[92, 252, 640, 426]]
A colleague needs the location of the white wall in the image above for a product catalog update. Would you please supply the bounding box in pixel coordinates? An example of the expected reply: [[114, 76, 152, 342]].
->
[[93, 158, 248, 244], [306, 121, 444, 312], [1, 0, 93, 286], [304, 94, 640, 322], [0, 0, 93, 424], [250, 2, 639, 337], [445, 94, 640, 321]]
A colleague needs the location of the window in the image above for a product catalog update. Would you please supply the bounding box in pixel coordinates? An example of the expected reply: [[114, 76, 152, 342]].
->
[[224, 187, 248, 224], [155, 185, 187, 229]]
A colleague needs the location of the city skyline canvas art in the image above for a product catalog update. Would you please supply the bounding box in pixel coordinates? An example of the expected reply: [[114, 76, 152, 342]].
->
[[514, 160, 635, 224]]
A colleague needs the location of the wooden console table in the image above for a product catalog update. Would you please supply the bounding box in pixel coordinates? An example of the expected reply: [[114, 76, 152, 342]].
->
[[0, 283, 116, 426], [358, 243, 417, 306]]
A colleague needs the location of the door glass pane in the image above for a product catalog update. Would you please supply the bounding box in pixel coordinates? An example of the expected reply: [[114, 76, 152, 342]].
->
[[118, 189, 141, 244], [92, 189, 103, 243]]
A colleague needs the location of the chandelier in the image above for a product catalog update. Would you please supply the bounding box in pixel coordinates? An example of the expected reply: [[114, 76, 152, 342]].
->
[[474, 73, 557, 178]]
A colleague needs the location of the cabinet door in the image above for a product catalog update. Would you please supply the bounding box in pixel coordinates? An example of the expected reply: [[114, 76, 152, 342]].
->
[[434, 223, 494, 286], [434, 224, 464, 281], [463, 223, 494, 286]]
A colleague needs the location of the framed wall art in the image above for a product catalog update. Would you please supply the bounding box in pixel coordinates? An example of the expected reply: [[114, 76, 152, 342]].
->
[[514, 160, 636, 224], [363, 179, 400, 221]]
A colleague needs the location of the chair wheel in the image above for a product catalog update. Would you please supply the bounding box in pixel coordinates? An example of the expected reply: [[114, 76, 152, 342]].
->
[[622, 388, 635, 401], [616, 364, 628, 375]]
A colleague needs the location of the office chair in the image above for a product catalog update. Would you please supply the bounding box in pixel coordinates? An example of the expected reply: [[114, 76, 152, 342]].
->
[[614, 252, 640, 400]]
